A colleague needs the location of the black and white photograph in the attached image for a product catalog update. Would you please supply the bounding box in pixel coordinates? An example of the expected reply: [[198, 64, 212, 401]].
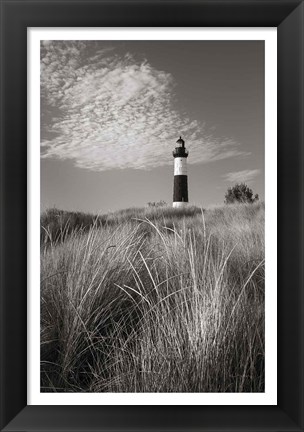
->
[[40, 38, 266, 394]]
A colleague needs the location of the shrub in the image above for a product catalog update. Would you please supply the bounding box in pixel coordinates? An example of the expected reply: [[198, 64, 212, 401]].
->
[[147, 200, 167, 207], [225, 183, 259, 204]]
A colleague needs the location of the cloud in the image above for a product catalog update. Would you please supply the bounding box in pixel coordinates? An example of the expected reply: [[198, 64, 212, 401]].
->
[[222, 169, 261, 183], [41, 41, 246, 172]]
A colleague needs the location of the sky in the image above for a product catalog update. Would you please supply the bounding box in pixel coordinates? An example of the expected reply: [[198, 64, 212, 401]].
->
[[41, 40, 264, 213]]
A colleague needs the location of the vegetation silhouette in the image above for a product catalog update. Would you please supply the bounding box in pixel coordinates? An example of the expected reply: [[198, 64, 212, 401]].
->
[[225, 183, 259, 204]]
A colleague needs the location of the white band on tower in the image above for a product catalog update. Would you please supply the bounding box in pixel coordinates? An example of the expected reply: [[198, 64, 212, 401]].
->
[[174, 157, 187, 176], [173, 202, 188, 208]]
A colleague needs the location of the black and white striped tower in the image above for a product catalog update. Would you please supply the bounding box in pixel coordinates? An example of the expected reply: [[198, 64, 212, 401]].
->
[[173, 136, 189, 208]]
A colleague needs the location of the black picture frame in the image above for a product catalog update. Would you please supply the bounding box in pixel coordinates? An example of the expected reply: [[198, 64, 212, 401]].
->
[[0, 0, 303, 431]]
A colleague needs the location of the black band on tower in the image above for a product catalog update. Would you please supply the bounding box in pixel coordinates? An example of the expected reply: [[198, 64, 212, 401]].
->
[[173, 175, 188, 203]]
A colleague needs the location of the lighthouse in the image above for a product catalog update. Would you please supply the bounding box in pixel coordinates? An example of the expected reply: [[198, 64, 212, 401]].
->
[[173, 136, 189, 208]]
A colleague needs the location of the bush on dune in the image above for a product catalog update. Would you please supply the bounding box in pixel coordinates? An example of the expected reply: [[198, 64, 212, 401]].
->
[[40, 202, 264, 393]]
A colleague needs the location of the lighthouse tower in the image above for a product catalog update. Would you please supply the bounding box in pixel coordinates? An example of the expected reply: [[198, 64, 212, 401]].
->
[[173, 136, 189, 208]]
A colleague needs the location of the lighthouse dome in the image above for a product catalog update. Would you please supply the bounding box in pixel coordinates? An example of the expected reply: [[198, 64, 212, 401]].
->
[[173, 136, 188, 158], [176, 136, 185, 147]]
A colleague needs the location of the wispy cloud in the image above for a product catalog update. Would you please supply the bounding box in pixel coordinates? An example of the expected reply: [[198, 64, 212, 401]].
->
[[41, 41, 246, 172], [222, 169, 261, 183]]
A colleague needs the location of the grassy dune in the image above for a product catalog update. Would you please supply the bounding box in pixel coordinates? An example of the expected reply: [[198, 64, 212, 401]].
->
[[40, 203, 265, 392]]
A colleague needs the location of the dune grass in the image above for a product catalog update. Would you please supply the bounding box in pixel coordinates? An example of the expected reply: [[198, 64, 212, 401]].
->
[[40, 202, 265, 392]]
